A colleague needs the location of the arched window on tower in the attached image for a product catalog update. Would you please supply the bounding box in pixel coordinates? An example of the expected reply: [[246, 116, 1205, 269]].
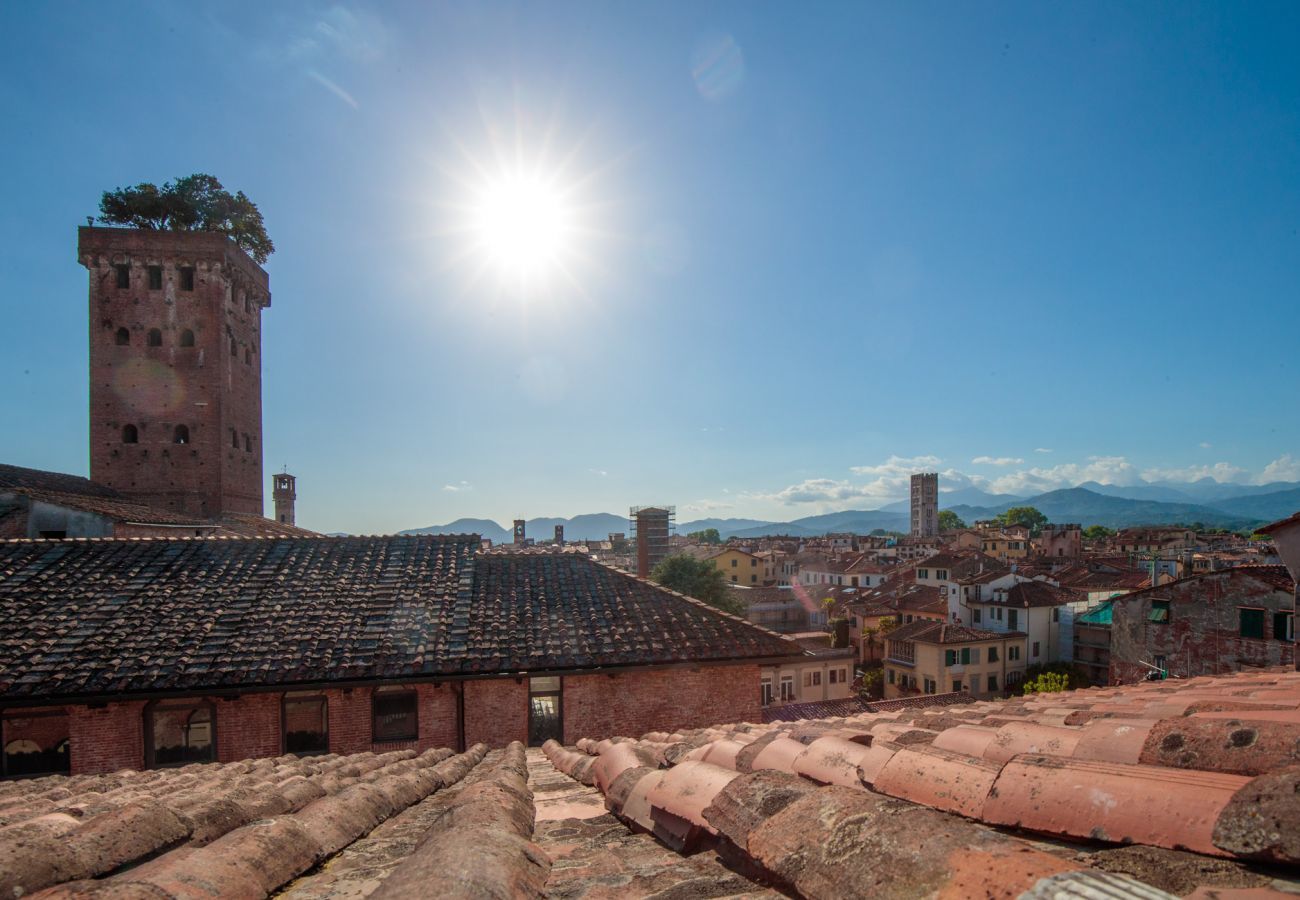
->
[[230, 335, 237, 357], [230, 428, 238, 449], [115, 327, 130, 346], [147, 328, 162, 347], [180, 329, 195, 347], [244, 347, 251, 365], [173, 424, 189, 444], [122, 424, 139, 444]]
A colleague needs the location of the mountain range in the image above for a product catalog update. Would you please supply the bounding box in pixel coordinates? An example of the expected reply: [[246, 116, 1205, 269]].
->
[[398, 478, 1300, 541]]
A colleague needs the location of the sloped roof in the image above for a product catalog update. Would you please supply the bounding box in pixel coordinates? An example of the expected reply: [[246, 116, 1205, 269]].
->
[[563, 667, 1300, 897], [0, 536, 801, 702], [1004, 580, 1081, 608], [887, 620, 1024, 644]]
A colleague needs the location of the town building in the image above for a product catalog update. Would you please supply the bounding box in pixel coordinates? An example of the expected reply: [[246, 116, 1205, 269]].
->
[[1107, 565, 1295, 682], [883, 620, 1027, 698], [909, 472, 938, 538], [1036, 523, 1082, 558], [1073, 599, 1114, 685], [630, 505, 673, 575], [759, 633, 855, 709], [707, 547, 769, 585]]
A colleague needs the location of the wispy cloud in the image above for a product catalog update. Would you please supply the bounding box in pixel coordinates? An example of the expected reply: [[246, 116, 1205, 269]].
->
[[1199, 442, 1212, 449], [442, 480, 472, 492], [1034, 448, 1053, 454], [306, 69, 359, 108], [587, 468, 608, 477], [972, 456, 1024, 466]]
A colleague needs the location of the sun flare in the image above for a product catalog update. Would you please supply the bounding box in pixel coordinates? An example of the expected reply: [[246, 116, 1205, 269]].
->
[[468, 170, 576, 286]]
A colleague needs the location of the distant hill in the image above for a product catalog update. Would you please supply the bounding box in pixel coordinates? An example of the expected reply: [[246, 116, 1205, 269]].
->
[[402, 512, 628, 543], [1208, 487, 1300, 522], [1148, 478, 1300, 504], [678, 517, 776, 537], [946, 487, 1264, 530], [882, 486, 1025, 513], [727, 510, 909, 540], [402, 518, 511, 543]]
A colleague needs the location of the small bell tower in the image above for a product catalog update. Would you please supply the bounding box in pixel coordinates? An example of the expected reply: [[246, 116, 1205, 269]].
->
[[273, 470, 297, 526]]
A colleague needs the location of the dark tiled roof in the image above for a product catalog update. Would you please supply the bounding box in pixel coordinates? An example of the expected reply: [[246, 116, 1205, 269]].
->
[[761, 696, 871, 722], [0, 462, 119, 497], [0, 536, 800, 701], [465, 553, 799, 673], [887, 620, 1024, 644], [1004, 580, 1081, 608]]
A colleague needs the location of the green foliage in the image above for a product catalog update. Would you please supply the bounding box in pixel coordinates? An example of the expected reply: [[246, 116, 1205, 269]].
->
[[98, 174, 275, 263], [650, 554, 744, 615], [1021, 671, 1070, 694], [938, 510, 966, 531], [1083, 525, 1115, 541], [687, 528, 722, 544], [997, 506, 1048, 536], [858, 667, 884, 700], [877, 616, 899, 634]]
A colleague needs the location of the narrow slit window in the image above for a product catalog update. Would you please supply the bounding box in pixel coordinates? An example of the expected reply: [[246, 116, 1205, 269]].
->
[[147, 266, 162, 290], [114, 264, 130, 289], [173, 424, 189, 444], [180, 267, 195, 291], [122, 424, 138, 444]]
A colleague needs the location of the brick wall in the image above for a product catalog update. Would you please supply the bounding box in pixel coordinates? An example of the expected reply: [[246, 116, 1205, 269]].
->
[[464, 679, 529, 747], [4, 666, 765, 776], [562, 664, 762, 742]]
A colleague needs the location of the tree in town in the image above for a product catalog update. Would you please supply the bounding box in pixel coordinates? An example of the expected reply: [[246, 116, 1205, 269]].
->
[[997, 506, 1048, 536], [858, 667, 884, 700], [938, 510, 966, 531], [98, 174, 275, 263], [650, 554, 744, 615], [1021, 670, 1070, 694], [1083, 524, 1115, 541], [687, 528, 722, 544]]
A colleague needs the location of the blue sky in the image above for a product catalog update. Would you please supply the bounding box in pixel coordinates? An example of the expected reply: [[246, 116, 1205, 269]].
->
[[1, 1, 1297, 533]]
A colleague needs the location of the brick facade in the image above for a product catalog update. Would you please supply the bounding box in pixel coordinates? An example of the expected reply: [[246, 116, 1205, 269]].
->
[[464, 679, 529, 747], [2, 665, 762, 776], [562, 665, 761, 743], [80, 227, 269, 518]]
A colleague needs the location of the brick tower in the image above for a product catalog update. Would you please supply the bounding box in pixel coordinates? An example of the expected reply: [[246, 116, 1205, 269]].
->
[[273, 471, 297, 525], [79, 226, 270, 518]]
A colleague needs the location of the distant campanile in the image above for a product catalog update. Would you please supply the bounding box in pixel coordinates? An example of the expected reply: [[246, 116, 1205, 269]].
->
[[910, 472, 938, 538]]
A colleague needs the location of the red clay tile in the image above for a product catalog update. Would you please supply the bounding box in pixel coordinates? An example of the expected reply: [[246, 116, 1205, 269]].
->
[[645, 761, 740, 833], [931, 724, 1001, 759], [746, 737, 807, 774], [1071, 718, 1159, 765], [984, 722, 1083, 763], [873, 745, 1002, 818], [983, 755, 1250, 855], [854, 739, 904, 787], [791, 737, 876, 787]]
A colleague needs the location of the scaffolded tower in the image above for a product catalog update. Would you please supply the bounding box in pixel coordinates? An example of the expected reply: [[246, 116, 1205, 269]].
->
[[630, 505, 675, 577]]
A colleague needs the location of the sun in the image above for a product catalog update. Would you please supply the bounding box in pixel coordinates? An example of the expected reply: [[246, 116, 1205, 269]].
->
[[467, 169, 577, 287]]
